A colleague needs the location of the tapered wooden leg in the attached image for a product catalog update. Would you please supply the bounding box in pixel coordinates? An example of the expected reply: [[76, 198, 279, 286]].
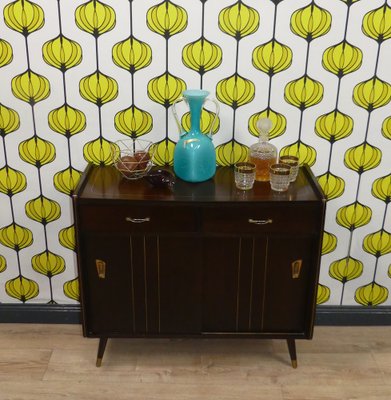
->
[[286, 338, 297, 368], [96, 337, 108, 367]]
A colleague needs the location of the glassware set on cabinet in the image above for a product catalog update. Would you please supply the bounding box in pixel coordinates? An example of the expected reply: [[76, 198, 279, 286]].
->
[[112, 89, 299, 191], [236, 117, 299, 192]]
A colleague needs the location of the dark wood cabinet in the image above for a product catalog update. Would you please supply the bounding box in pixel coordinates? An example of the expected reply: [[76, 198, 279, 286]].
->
[[73, 164, 325, 367]]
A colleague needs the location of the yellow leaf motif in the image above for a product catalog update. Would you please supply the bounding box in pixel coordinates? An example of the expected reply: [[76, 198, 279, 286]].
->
[[329, 257, 363, 283], [219, 1, 259, 40], [315, 110, 353, 143], [79, 71, 118, 106], [19, 136, 56, 167], [285, 75, 323, 110], [48, 104, 86, 137], [216, 140, 249, 166], [83, 137, 118, 166], [12, 70, 50, 105], [252, 39, 293, 76], [344, 142, 381, 174], [6, 275, 39, 302], [54, 167, 82, 196], [115, 106, 153, 138], [182, 37, 222, 75], [0, 223, 33, 251], [59, 225, 75, 251], [362, 4, 391, 43], [64, 278, 79, 301], [317, 172, 345, 201], [0, 38, 13, 68], [322, 231, 337, 255], [363, 230, 391, 257], [0, 103, 20, 136], [148, 72, 186, 108], [0, 255, 6, 273], [43, 35, 82, 72], [112, 36, 152, 73], [75, 0, 115, 37], [317, 283, 330, 305], [280, 141, 317, 167], [0, 166, 27, 196], [32, 250, 65, 277], [147, 1, 187, 38], [290, 3, 332, 41], [355, 282, 388, 306], [181, 109, 220, 136], [322, 40, 362, 77], [249, 109, 286, 140], [382, 116, 391, 139], [4, 0, 44, 36], [150, 138, 176, 166], [25, 195, 61, 225], [336, 202, 372, 231], [353, 77, 391, 111], [216, 74, 255, 109], [372, 174, 391, 203]]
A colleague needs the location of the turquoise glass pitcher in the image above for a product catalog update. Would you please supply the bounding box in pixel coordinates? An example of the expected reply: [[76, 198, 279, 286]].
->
[[172, 89, 219, 182]]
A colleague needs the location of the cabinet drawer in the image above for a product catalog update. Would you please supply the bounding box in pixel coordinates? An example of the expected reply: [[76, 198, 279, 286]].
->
[[78, 204, 196, 233], [202, 204, 320, 234]]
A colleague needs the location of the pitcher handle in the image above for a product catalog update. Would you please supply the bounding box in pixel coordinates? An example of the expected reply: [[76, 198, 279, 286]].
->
[[204, 98, 220, 139], [171, 96, 187, 137]]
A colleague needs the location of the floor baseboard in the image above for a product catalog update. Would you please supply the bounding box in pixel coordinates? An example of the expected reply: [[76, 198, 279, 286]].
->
[[0, 304, 390, 325]]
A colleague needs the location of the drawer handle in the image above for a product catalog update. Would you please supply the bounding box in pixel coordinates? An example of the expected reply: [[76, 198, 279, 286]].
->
[[248, 218, 273, 225], [125, 217, 151, 224]]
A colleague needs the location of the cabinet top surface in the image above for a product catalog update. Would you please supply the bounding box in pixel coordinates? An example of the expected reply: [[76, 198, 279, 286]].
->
[[75, 165, 325, 203]]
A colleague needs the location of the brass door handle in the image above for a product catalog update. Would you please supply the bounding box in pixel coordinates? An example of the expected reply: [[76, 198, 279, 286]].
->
[[125, 217, 151, 223], [248, 218, 273, 225], [292, 259, 303, 279], [96, 259, 106, 279]]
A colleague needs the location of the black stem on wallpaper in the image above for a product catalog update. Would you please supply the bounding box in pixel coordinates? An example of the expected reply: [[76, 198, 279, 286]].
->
[[200, 1, 206, 89], [98, 106, 103, 141], [49, 277, 55, 304], [57, 0, 62, 35], [340, 228, 355, 305], [231, 40, 240, 141], [272, 3, 278, 38], [297, 42, 311, 144], [327, 4, 349, 180], [267, 76, 273, 111], [129, 0, 133, 37], [130, 1, 135, 105], [326, 141, 334, 172], [201, 0, 205, 38], [24, 36, 30, 71]]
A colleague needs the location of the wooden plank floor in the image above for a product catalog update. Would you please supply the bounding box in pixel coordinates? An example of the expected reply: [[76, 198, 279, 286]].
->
[[0, 324, 390, 400]]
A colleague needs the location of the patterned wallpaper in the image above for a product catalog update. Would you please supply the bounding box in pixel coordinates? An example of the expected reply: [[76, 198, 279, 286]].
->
[[0, 0, 390, 306]]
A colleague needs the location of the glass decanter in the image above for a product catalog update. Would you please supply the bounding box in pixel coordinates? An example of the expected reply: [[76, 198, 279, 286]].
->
[[248, 118, 277, 182]]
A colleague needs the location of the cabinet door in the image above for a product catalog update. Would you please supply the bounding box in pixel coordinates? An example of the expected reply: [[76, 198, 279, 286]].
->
[[127, 235, 202, 335], [262, 235, 316, 334], [81, 234, 202, 336], [202, 236, 267, 332], [80, 234, 134, 336], [155, 235, 202, 334]]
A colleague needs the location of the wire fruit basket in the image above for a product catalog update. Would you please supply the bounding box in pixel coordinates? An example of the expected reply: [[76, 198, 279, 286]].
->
[[112, 139, 155, 180]]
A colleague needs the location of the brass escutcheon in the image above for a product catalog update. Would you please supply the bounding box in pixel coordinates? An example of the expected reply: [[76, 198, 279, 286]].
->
[[291, 259, 303, 279], [96, 259, 106, 279]]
